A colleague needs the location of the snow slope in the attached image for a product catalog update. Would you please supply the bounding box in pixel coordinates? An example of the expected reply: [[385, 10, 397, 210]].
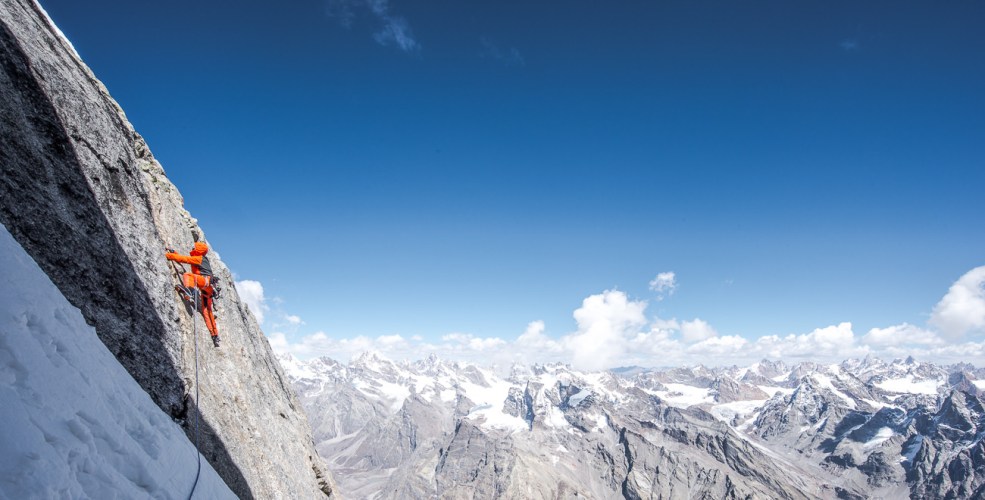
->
[[0, 224, 234, 499]]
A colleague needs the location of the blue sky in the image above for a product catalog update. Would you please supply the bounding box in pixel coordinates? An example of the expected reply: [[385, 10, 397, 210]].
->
[[42, 1, 985, 365]]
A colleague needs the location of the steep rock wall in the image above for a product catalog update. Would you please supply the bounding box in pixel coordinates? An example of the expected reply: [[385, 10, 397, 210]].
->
[[0, 1, 336, 497]]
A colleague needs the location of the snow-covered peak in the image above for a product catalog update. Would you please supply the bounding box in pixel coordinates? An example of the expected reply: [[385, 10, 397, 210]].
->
[[841, 354, 888, 373], [352, 350, 389, 368], [413, 353, 446, 375], [277, 352, 314, 378], [276, 353, 345, 382], [531, 361, 573, 376]]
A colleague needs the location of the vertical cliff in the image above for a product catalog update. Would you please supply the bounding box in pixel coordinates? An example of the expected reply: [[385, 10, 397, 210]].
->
[[0, 1, 336, 497]]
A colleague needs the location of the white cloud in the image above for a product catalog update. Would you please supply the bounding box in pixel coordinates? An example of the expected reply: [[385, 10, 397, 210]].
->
[[269, 330, 512, 366], [514, 320, 564, 365], [648, 271, 677, 300], [651, 316, 680, 332], [688, 335, 748, 355], [267, 332, 290, 352], [516, 320, 560, 350], [376, 334, 406, 346], [680, 318, 717, 343], [565, 290, 648, 371], [265, 265, 985, 368], [518, 320, 544, 341], [285, 314, 303, 325], [754, 322, 861, 359], [441, 332, 507, 351], [863, 323, 942, 347], [470, 337, 507, 350], [930, 266, 985, 339], [441, 332, 468, 342], [629, 326, 683, 363], [266, 314, 978, 369], [266, 291, 651, 370], [234, 280, 268, 324]]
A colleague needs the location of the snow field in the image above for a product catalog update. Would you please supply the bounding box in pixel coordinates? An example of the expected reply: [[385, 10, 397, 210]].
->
[[875, 375, 942, 395], [459, 371, 528, 432], [652, 383, 714, 408], [862, 427, 895, 450], [0, 225, 233, 499]]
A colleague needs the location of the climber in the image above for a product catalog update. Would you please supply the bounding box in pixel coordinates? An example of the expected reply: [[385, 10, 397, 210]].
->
[[166, 242, 221, 348]]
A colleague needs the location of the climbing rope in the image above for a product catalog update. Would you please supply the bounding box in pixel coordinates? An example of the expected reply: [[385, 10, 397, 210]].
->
[[166, 247, 204, 499], [186, 288, 203, 500]]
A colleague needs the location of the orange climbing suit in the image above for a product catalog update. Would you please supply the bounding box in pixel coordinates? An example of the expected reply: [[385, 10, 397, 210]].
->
[[165, 242, 218, 338]]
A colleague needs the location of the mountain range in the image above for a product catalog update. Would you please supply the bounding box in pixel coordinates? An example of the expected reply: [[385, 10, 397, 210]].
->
[[280, 353, 985, 499]]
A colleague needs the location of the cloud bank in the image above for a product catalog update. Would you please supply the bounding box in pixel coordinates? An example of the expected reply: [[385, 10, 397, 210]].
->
[[266, 266, 985, 369]]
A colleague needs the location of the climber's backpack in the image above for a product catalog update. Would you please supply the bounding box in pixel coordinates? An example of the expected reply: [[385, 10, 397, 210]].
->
[[199, 254, 213, 277], [198, 255, 222, 299]]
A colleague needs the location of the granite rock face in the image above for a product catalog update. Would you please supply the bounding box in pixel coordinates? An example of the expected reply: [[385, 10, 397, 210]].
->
[[0, 1, 336, 497]]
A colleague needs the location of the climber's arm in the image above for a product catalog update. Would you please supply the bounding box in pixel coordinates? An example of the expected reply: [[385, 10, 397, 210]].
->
[[165, 252, 203, 265]]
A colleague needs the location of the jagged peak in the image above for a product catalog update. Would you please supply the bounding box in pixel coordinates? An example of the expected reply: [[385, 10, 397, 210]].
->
[[841, 354, 887, 372], [411, 352, 447, 374], [889, 355, 920, 368], [309, 356, 343, 371], [531, 361, 573, 376], [353, 350, 384, 361], [351, 350, 391, 367], [863, 353, 884, 365], [929, 390, 984, 438]]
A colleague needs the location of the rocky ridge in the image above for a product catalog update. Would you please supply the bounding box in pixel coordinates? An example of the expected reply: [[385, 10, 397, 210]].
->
[[282, 353, 985, 499], [0, 1, 336, 497]]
